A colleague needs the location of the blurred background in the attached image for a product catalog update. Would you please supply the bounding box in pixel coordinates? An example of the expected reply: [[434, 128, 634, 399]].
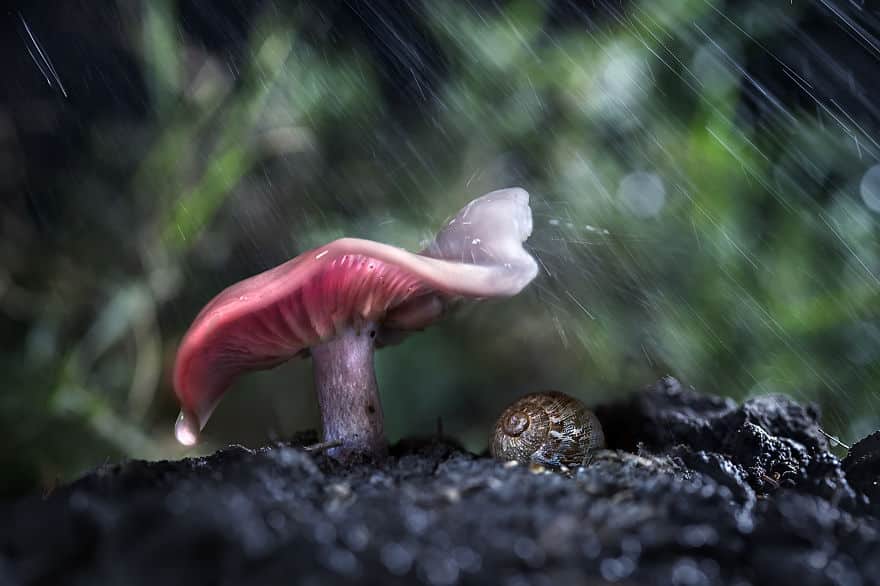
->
[[2, 0, 880, 496]]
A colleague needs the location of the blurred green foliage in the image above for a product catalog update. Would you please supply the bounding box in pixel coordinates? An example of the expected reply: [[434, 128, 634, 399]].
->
[[2, 0, 879, 495]]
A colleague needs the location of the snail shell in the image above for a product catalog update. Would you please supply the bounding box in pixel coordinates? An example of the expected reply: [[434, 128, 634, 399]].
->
[[490, 391, 605, 469]]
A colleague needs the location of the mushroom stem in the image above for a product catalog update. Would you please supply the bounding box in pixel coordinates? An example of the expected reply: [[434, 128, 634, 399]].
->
[[311, 323, 387, 460]]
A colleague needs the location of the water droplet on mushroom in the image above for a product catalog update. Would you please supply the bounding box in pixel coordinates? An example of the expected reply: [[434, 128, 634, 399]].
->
[[174, 411, 199, 446]]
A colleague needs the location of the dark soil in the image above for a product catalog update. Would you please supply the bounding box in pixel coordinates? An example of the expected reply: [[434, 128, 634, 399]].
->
[[2, 377, 879, 586]]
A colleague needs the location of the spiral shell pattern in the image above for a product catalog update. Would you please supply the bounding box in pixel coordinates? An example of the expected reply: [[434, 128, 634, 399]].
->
[[490, 391, 605, 469]]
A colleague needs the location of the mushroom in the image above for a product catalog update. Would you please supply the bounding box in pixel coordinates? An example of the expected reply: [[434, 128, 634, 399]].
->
[[173, 187, 538, 460]]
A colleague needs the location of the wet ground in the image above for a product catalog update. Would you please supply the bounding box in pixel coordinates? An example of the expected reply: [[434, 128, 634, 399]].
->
[[2, 377, 879, 586]]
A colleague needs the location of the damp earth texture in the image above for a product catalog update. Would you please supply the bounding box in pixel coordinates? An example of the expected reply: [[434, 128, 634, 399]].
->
[[2, 378, 879, 586]]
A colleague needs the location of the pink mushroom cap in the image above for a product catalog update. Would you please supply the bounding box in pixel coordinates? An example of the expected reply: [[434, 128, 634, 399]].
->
[[173, 187, 538, 445]]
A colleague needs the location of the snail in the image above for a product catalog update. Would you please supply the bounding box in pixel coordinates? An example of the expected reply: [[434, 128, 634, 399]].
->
[[490, 391, 605, 470]]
